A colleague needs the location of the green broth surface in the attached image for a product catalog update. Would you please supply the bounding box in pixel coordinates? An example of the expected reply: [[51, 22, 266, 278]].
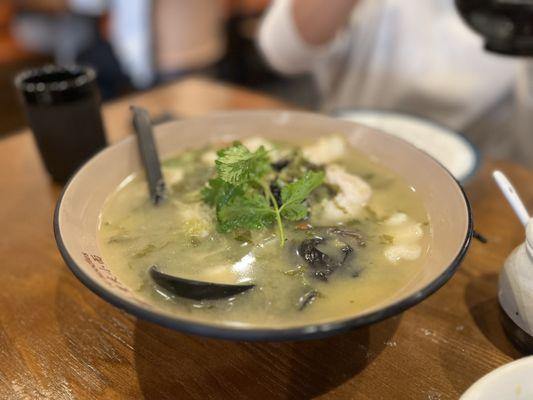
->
[[98, 139, 431, 327]]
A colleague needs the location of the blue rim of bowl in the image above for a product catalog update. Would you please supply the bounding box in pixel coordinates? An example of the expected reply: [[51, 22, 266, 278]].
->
[[331, 108, 482, 185], [53, 117, 474, 342]]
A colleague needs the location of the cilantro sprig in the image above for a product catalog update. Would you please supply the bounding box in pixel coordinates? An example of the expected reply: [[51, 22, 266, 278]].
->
[[215, 143, 271, 185], [201, 142, 324, 246]]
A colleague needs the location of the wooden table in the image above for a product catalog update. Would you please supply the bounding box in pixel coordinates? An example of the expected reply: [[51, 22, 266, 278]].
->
[[1, 77, 532, 400]]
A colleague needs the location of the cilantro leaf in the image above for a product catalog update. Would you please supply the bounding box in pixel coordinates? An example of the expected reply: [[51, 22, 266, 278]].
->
[[280, 171, 325, 221], [215, 143, 271, 185], [280, 202, 308, 221], [202, 142, 324, 246], [217, 193, 276, 233], [201, 178, 241, 208]]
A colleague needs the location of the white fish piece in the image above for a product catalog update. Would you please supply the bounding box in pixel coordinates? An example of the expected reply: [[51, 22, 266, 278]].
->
[[201, 137, 280, 166], [162, 166, 184, 186], [382, 212, 424, 263], [200, 150, 217, 166], [384, 244, 422, 263], [242, 136, 285, 161], [177, 202, 212, 238], [383, 212, 424, 242], [194, 256, 254, 285], [302, 135, 346, 165], [242, 136, 274, 152], [314, 164, 372, 224]]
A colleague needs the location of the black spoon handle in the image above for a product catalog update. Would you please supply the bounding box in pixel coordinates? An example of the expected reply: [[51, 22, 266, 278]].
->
[[131, 106, 165, 205]]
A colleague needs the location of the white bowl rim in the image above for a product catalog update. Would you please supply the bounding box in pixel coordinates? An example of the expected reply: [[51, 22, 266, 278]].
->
[[331, 108, 481, 184], [460, 356, 533, 399], [54, 109, 473, 341]]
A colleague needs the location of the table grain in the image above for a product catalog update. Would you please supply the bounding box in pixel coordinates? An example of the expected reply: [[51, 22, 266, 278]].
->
[[1, 77, 532, 400]]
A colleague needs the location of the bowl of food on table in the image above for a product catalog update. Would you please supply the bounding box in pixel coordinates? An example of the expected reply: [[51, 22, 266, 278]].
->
[[54, 110, 472, 340]]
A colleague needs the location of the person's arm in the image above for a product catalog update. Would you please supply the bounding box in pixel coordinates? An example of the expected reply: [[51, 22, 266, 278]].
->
[[292, 0, 358, 46], [258, 0, 358, 75]]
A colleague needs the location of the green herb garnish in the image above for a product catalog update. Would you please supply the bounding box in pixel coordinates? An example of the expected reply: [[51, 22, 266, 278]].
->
[[202, 142, 324, 246], [215, 143, 271, 185], [280, 171, 325, 221]]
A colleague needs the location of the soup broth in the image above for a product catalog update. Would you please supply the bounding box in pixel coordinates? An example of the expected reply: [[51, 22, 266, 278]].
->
[[98, 137, 431, 327]]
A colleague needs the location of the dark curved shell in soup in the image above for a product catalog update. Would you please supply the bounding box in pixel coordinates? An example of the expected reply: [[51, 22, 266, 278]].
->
[[98, 137, 431, 327]]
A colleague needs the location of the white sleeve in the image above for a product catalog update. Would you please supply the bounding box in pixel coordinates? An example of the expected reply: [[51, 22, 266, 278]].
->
[[258, 0, 329, 75], [109, 0, 154, 88]]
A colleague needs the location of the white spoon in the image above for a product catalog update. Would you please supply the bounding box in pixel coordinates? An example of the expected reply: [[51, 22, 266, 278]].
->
[[492, 170, 530, 226]]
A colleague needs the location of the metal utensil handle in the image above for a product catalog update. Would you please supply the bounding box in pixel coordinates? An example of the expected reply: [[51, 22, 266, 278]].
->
[[493, 170, 530, 226], [131, 106, 166, 205]]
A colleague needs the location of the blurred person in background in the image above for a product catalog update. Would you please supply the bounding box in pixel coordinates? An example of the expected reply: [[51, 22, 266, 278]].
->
[[258, 0, 532, 166], [153, 0, 225, 83], [11, 0, 225, 95], [10, 0, 101, 66], [11, 0, 132, 98]]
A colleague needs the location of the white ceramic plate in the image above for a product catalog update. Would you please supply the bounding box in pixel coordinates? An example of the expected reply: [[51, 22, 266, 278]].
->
[[335, 110, 480, 183], [461, 356, 533, 400]]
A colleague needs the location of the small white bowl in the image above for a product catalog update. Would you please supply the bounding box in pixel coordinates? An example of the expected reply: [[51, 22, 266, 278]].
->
[[461, 356, 533, 400], [334, 110, 480, 183]]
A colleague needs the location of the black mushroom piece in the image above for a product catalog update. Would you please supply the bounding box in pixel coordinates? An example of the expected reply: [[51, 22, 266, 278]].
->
[[271, 158, 290, 171], [325, 227, 366, 247], [297, 289, 319, 311], [295, 227, 365, 281], [269, 181, 283, 208], [297, 237, 353, 281]]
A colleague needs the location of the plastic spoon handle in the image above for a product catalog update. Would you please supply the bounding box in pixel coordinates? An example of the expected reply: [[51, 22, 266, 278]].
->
[[131, 106, 166, 205], [493, 170, 530, 226]]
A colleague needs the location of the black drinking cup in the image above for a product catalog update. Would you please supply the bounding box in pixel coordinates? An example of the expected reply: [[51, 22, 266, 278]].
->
[[15, 65, 107, 183]]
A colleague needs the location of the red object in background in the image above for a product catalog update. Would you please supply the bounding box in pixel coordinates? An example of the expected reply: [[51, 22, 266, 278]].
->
[[0, 2, 39, 63], [0, 1, 110, 64]]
